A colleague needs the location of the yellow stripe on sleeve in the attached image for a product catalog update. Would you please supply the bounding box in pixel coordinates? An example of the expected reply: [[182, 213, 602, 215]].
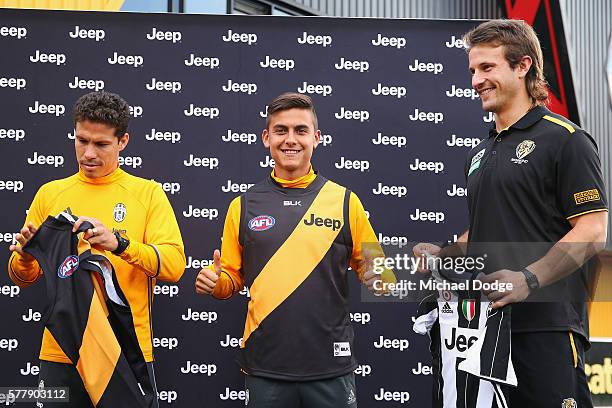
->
[[543, 115, 575, 133]]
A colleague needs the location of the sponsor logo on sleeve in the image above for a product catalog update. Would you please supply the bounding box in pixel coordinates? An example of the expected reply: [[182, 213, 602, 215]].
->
[[574, 189, 601, 205]]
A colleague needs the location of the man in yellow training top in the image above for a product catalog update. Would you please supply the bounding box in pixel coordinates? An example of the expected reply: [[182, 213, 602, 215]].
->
[[8, 91, 186, 408], [195, 92, 395, 408]]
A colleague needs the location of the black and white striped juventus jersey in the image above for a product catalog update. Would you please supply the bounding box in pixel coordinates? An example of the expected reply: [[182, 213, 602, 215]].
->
[[414, 288, 516, 408]]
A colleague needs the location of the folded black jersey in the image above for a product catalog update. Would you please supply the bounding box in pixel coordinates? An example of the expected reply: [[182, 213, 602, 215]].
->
[[23, 212, 154, 407]]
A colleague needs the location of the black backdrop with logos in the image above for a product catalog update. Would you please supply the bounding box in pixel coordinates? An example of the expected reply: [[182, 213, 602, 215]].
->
[[0, 8, 587, 408]]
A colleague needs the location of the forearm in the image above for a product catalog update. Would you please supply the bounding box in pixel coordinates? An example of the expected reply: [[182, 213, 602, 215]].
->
[[527, 224, 606, 288], [120, 240, 186, 282]]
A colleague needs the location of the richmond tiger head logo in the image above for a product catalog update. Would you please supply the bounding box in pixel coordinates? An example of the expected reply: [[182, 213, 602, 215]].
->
[[562, 398, 577, 408], [511, 140, 536, 165], [516, 140, 536, 160]]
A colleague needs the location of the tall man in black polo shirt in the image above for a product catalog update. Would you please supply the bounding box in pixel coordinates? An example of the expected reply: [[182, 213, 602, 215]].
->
[[414, 19, 607, 407]]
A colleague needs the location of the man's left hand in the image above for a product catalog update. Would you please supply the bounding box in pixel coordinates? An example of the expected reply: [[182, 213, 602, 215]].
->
[[479, 269, 530, 309], [73, 217, 118, 252]]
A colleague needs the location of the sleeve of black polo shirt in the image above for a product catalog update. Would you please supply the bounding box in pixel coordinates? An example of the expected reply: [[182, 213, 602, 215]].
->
[[556, 131, 608, 219]]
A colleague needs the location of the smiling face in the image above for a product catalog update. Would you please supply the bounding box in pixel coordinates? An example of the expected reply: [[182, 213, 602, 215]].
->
[[75, 120, 128, 178], [262, 108, 321, 180], [469, 44, 530, 114]]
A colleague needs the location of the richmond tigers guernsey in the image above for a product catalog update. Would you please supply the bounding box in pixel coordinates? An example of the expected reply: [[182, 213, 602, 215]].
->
[[23, 213, 155, 407], [8, 167, 186, 364], [210, 169, 395, 380]]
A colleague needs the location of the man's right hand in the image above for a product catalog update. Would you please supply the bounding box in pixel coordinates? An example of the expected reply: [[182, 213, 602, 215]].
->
[[8, 222, 37, 262], [195, 249, 222, 295], [412, 242, 441, 274]]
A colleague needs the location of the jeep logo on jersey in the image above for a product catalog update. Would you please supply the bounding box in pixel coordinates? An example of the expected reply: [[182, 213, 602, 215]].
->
[[248, 215, 275, 231], [113, 203, 127, 222], [58, 255, 79, 278], [303, 213, 341, 231], [462, 299, 476, 322]]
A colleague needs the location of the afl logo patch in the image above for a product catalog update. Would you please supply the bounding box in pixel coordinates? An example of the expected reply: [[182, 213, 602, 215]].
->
[[113, 203, 126, 223], [248, 215, 275, 231], [58, 255, 79, 278]]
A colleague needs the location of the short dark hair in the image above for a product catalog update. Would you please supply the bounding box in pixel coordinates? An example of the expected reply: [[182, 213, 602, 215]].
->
[[73, 91, 131, 137], [266, 92, 318, 130], [463, 19, 549, 105]]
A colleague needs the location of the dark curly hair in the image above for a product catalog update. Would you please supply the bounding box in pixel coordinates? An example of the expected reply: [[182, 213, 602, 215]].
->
[[73, 91, 130, 137]]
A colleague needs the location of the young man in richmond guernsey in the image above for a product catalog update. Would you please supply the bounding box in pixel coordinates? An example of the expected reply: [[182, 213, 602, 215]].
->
[[414, 20, 607, 407], [195, 92, 395, 408], [8, 91, 186, 407]]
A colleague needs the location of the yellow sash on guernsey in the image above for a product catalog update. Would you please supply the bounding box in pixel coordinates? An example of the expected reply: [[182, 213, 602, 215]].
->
[[242, 181, 346, 345]]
